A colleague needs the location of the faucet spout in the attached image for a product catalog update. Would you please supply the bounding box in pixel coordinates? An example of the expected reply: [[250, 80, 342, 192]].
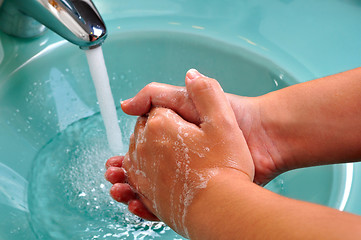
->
[[0, 0, 107, 49]]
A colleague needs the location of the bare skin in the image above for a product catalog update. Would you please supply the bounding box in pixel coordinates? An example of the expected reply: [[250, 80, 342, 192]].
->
[[118, 81, 279, 185], [105, 68, 361, 239]]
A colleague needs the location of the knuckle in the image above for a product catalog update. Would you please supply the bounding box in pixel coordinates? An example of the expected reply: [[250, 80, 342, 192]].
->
[[146, 114, 164, 133], [192, 77, 220, 94], [122, 153, 131, 169], [145, 108, 173, 138], [144, 82, 160, 91]]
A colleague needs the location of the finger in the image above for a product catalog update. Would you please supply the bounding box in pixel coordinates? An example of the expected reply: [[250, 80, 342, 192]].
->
[[122, 134, 134, 173], [110, 183, 137, 204], [104, 167, 127, 184], [133, 116, 147, 143], [128, 199, 160, 221], [122, 153, 133, 175], [132, 117, 148, 170], [122, 152, 131, 172], [128, 134, 135, 154], [105, 156, 124, 169], [185, 69, 238, 128], [121, 82, 200, 124]]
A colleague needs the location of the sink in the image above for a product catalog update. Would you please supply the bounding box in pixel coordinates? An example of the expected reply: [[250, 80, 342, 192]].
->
[[1, 0, 361, 239]]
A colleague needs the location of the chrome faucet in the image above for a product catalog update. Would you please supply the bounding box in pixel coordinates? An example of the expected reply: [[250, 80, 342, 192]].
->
[[0, 0, 107, 49]]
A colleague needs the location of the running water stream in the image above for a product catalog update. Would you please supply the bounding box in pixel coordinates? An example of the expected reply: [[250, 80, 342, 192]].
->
[[85, 46, 123, 154], [27, 47, 181, 239]]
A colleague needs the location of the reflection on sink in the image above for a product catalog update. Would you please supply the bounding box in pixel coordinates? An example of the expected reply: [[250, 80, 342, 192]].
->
[[0, 162, 28, 212]]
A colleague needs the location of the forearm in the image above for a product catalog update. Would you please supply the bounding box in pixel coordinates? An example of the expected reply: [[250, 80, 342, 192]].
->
[[186, 170, 361, 240], [260, 67, 361, 170]]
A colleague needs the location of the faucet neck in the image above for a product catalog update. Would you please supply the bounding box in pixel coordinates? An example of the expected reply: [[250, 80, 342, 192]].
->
[[0, 0, 107, 48]]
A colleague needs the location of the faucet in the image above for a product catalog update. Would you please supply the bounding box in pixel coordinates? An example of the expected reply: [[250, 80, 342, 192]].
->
[[0, 0, 107, 49]]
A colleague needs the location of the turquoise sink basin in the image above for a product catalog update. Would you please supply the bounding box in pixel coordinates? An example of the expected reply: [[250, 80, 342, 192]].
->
[[1, 0, 361, 239]]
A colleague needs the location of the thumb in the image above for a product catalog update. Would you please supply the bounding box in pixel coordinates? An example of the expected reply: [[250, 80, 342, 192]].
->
[[185, 69, 238, 129]]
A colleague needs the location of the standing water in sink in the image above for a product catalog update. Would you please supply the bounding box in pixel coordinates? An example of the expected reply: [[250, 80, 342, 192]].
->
[[28, 110, 181, 239], [27, 48, 184, 239], [85, 47, 123, 154]]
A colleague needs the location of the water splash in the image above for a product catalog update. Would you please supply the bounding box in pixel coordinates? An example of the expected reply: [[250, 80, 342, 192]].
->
[[27, 110, 184, 239]]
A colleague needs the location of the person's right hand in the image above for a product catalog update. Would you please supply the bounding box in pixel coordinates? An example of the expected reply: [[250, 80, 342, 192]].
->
[[120, 69, 284, 185], [105, 69, 286, 221]]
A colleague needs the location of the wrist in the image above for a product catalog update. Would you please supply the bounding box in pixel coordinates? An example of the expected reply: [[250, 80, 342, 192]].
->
[[184, 168, 251, 239], [257, 92, 298, 173], [231, 93, 291, 183]]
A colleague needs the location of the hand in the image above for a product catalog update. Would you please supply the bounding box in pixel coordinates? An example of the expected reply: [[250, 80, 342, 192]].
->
[[120, 69, 283, 185], [106, 72, 254, 237], [105, 69, 283, 223], [104, 68, 361, 240]]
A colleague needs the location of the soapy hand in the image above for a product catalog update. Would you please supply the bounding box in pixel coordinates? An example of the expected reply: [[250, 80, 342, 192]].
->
[[105, 69, 283, 222], [106, 71, 255, 236], [120, 70, 283, 185], [104, 68, 361, 240]]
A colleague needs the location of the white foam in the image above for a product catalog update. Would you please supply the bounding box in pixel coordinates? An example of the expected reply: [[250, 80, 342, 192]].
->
[[85, 47, 123, 154]]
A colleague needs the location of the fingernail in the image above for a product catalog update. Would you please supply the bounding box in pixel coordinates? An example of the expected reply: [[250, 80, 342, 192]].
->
[[186, 69, 203, 81], [121, 98, 132, 106]]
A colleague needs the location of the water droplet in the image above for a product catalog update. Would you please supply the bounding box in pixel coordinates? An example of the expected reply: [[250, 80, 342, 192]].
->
[[274, 79, 279, 87], [79, 192, 86, 197]]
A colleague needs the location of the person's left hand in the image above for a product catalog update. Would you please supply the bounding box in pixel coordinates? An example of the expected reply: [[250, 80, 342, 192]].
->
[[105, 72, 255, 236]]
